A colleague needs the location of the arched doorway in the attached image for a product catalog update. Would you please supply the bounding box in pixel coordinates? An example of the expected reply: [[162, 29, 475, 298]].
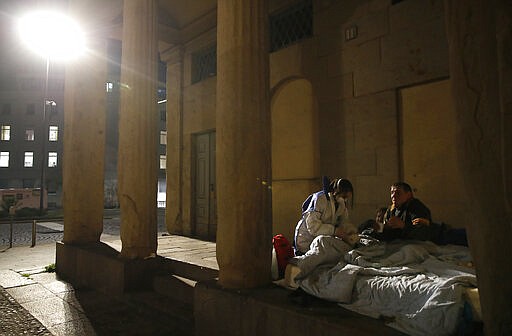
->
[[271, 78, 320, 240]]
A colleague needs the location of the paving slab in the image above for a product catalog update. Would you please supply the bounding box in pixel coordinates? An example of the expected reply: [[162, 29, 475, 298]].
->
[[0, 234, 214, 336]]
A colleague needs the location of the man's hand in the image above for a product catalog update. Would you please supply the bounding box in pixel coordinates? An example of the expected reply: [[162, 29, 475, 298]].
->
[[412, 217, 430, 226]]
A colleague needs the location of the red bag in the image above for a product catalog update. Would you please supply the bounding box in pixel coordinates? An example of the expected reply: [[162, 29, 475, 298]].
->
[[272, 234, 295, 278]]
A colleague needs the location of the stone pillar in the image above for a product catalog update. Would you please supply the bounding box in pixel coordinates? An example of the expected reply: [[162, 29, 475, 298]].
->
[[496, 1, 512, 207], [118, 0, 159, 259], [62, 3, 108, 244], [216, 0, 272, 288], [444, 1, 512, 334], [161, 47, 184, 235]]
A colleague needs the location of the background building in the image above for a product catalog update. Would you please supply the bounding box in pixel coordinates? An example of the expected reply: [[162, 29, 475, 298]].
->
[[0, 11, 167, 211], [0, 1, 510, 334]]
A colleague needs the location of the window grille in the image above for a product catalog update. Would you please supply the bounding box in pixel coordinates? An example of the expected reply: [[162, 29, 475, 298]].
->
[[270, 0, 313, 52], [191, 45, 217, 84]]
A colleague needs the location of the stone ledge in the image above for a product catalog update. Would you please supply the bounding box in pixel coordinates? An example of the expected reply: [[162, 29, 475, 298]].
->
[[195, 280, 405, 336], [55, 241, 161, 296]]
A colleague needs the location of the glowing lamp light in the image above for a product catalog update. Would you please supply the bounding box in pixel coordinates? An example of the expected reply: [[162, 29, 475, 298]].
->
[[18, 10, 85, 61]]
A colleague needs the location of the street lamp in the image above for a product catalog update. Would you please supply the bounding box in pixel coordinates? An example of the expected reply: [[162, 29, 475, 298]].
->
[[18, 10, 85, 215]]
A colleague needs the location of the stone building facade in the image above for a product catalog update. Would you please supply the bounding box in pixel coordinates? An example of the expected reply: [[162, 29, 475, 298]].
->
[[10, 0, 508, 335]]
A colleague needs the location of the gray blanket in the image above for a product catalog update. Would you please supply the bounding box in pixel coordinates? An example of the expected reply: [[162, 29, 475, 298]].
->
[[292, 237, 477, 336]]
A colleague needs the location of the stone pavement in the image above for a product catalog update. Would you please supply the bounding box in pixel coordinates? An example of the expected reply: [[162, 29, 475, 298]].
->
[[0, 234, 217, 336]]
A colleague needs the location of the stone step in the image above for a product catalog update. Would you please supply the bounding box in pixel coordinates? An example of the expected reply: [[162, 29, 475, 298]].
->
[[153, 274, 196, 306], [157, 257, 218, 282], [123, 290, 194, 336], [152, 257, 218, 306]]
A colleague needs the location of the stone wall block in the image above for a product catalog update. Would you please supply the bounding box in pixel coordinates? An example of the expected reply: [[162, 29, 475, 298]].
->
[[355, 17, 449, 96], [390, 0, 444, 33], [327, 39, 381, 78]]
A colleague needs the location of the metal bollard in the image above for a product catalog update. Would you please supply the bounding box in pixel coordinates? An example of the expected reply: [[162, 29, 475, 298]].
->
[[9, 206, 15, 248], [9, 216, 13, 248], [31, 220, 36, 247]]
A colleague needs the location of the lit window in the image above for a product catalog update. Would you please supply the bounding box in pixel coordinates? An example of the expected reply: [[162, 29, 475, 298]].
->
[[0, 152, 9, 167], [25, 129, 35, 141], [160, 130, 167, 145], [105, 82, 113, 92], [159, 154, 166, 169], [1, 125, 10, 141], [49, 126, 58, 141], [24, 152, 34, 167], [48, 152, 58, 167]]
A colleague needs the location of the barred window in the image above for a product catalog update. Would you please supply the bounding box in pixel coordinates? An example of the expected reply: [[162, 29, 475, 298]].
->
[[270, 0, 313, 52], [191, 45, 217, 84]]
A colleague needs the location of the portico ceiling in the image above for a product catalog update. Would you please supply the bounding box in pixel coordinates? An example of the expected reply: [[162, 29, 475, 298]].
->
[[157, 0, 217, 29], [101, 0, 217, 52], [157, 0, 217, 51]]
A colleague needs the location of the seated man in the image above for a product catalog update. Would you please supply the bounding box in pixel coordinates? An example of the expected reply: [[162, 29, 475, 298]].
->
[[377, 181, 435, 242]]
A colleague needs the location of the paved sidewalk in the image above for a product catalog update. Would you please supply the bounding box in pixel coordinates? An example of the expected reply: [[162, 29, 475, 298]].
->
[[0, 235, 217, 336]]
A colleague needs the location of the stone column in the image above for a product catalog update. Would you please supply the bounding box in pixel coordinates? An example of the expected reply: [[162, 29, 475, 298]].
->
[[161, 47, 184, 235], [216, 0, 272, 288], [496, 0, 512, 206], [444, 1, 512, 334], [118, 0, 159, 259], [62, 3, 108, 244]]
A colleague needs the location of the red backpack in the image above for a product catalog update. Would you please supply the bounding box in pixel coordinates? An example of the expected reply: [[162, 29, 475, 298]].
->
[[272, 234, 295, 278]]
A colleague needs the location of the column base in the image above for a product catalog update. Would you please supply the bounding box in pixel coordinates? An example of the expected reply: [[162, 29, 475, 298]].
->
[[56, 241, 161, 296]]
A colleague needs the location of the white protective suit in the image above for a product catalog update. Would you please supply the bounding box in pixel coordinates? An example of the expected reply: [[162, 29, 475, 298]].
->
[[294, 190, 351, 254]]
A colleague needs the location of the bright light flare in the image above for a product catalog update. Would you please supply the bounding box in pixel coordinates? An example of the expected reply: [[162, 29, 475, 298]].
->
[[18, 10, 85, 61]]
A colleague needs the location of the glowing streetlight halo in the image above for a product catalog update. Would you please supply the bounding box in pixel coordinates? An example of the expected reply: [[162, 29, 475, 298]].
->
[[17, 10, 86, 215], [18, 10, 85, 61]]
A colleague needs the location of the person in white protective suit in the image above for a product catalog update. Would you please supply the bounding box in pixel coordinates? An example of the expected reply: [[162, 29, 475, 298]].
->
[[293, 177, 356, 255]]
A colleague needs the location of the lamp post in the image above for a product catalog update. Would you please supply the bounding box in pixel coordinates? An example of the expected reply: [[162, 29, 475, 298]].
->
[[18, 10, 85, 216], [39, 95, 56, 215]]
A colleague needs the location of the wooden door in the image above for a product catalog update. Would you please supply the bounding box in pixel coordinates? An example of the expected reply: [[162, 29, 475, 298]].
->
[[194, 131, 216, 240]]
